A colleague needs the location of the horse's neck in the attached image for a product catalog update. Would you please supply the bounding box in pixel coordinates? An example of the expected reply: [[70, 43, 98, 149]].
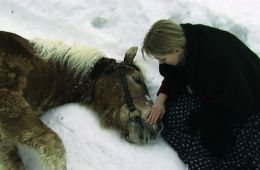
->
[[23, 38, 117, 113], [23, 58, 76, 112], [41, 58, 116, 105]]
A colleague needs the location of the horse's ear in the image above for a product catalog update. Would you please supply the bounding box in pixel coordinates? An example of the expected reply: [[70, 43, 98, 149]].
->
[[124, 46, 138, 62]]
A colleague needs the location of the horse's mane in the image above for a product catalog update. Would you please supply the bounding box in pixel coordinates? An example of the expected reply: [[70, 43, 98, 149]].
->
[[30, 38, 106, 77]]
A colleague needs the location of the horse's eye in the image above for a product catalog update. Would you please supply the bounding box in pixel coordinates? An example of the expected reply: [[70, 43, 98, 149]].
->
[[133, 77, 143, 85]]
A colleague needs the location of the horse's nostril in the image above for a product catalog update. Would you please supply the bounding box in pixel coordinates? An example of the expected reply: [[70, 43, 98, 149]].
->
[[158, 122, 164, 131], [135, 116, 145, 129], [137, 117, 144, 123]]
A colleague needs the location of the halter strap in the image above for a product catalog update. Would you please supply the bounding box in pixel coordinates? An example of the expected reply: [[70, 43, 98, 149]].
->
[[118, 62, 136, 112]]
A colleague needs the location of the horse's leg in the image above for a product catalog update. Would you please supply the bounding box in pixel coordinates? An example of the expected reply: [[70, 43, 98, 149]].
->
[[0, 90, 66, 170], [5, 117, 66, 170], [0, 138, 24, 170]]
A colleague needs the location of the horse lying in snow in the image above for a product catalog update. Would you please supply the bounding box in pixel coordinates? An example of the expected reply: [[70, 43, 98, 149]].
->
[[0, 31, 163, 170]]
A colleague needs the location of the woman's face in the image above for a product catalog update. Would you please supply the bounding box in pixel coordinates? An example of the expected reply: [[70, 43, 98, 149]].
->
[[153, 48, 184, 66]]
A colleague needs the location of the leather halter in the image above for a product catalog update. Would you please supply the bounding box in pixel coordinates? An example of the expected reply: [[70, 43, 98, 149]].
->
[[119, 62, 145, 143], [97, 61, 140, 111], [98, 61, 142, 110], [97, 61, 147, 143]]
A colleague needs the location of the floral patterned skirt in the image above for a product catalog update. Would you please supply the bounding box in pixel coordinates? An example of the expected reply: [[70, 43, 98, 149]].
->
[[162, 94, 259, 170]]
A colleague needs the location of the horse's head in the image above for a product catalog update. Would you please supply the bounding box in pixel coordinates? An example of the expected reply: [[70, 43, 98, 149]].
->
[[93, 46, 163, 144]]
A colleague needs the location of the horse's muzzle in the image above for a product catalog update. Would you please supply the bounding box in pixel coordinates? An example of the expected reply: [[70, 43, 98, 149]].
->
[[125, 118, 164, 144]]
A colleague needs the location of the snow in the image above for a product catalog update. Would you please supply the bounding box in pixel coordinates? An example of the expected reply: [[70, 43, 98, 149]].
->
[[0, 0, 259, 169]]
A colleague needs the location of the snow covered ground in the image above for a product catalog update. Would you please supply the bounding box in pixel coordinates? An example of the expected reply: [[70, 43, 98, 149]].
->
[[0, 0, 259, 169]]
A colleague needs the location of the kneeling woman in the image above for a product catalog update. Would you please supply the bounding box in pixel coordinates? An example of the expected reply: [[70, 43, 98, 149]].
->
[[142, 19, 260, 170]]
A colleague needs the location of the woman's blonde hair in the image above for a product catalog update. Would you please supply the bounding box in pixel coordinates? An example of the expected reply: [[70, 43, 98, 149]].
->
[[141, 19, 186, 60]]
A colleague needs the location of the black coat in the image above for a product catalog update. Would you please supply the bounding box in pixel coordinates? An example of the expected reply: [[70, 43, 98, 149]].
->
[[159, 23, 260, 158]]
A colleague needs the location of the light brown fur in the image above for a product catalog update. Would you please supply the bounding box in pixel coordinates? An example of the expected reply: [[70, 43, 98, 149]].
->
[[0, 31, 162, 170]]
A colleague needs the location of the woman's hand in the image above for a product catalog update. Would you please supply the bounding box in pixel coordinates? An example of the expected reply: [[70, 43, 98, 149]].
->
[[147, 101, 166, 124], [147, 93, 167, 124]]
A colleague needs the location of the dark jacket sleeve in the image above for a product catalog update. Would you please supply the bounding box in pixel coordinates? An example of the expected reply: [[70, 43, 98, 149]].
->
[[159, 64, 187, 99], [157, 78, 172, 96]]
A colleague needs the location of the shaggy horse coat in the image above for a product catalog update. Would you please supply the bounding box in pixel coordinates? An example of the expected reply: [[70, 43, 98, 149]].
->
[[0, 31, 163, 170]]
